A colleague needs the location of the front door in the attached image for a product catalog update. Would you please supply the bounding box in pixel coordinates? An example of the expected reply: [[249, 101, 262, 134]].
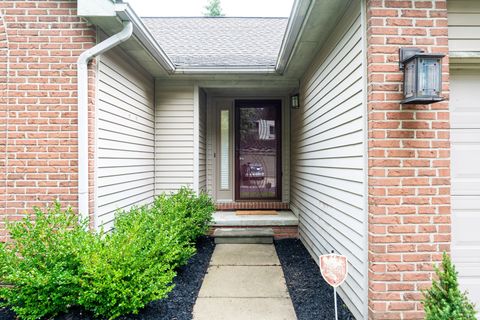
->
[[235, 100, 281, 200]]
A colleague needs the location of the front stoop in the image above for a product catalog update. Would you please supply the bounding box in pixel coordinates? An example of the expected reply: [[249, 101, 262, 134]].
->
[[213, 228, 274, 244], [210, 210, 299, 240]]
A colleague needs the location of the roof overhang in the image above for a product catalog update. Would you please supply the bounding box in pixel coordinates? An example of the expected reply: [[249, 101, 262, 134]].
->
[[77, 0, 352, 79]]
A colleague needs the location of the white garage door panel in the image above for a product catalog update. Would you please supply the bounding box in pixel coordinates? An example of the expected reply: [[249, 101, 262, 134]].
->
[[451, 68, 480, 313], [452, 199, 480, 250], [451, 130, 480, 195], [450, 71, 480, 128], [459, 279, 480, 308]]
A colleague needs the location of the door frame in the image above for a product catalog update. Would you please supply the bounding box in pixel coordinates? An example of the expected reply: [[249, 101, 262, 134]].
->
[[234, 99, 282, 201]]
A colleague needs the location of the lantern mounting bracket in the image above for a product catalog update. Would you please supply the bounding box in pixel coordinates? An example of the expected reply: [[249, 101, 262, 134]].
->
[[399, 47, 423, 70]]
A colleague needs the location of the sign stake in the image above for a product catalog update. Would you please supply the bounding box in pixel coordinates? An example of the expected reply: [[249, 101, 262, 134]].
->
[[319, 250, 348, 320], [334, 286, 338, 320]]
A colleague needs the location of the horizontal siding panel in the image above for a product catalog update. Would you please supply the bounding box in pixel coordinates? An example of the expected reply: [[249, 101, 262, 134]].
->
[[99, 64, 153, 101], [304, 49, 362, 108], [156, 171, 194, 177], [97, 189, 153, 219], [294, 156, 364, 169], [98, 86, 153, 118], [298, 89, 363, 137], [449, 26, 480, 39], [98, 140, 154, 153], [291, 4, 366, 319], [155, 83, 195, 194], [448, 0, 480, 52], [96, 49, 155, 231], [97, 185, 154, 213], [97, 103, 154, 128], [98, 166, 154, 178], [98, 129, 154, 145], [155, 159, 194, 166], [98, 158, 155, 168], [448, 13, 480, 26], [98, 149, 154, 160]]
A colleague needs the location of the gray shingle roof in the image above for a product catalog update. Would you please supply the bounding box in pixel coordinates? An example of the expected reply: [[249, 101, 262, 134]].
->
[[142, 17, 288, 67]]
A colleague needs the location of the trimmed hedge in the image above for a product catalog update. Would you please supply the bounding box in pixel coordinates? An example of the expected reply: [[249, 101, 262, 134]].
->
[[0, 187, 214, 320]]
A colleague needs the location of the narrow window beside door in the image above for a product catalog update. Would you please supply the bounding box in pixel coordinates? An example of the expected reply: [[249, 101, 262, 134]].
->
[[220, 109, 229, 190]]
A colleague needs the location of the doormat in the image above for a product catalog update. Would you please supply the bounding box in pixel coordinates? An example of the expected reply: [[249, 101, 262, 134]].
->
[[236, 210, 278, 216]]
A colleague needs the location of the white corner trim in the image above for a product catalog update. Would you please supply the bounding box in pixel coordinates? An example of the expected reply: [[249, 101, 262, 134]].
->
[[193, 83, 200, 194]]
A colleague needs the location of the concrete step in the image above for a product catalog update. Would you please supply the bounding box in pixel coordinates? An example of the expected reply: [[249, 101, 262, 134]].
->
[[212, 210, 298, 227], [213, 228, 274, 244]]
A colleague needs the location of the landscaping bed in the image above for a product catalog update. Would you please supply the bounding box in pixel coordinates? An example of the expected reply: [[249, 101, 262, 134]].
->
[[0, 188, 216, 320], [275, 239, 355, 320], [0, 237, 215, 320]]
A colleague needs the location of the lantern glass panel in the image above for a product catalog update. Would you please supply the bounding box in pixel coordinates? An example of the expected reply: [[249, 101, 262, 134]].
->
[[404, 61, 416, 99], [418, 58, 441, 97]]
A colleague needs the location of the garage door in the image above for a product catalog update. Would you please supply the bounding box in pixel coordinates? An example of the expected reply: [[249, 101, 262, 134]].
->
[[451, 68, 480, 312]]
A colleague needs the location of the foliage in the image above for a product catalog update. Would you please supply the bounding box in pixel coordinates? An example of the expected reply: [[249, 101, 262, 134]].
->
[[153, 187, 214, 246], [78, 205, 177, 319], [0, 188, 215, 320], [423, 252, 477, 320], [0, 202, 92, 320], [204, 0, 224, 17]]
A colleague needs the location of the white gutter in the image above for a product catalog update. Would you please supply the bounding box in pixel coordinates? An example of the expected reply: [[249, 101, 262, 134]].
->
[[175, 66, 278, 74], [77, 21, 133, 223]]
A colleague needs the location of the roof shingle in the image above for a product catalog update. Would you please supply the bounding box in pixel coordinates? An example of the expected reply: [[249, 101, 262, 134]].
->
[[142, 17, 288, 67]]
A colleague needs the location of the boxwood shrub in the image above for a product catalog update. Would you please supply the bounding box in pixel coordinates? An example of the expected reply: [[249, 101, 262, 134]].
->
[[0, 202, 92, 320], [0, 188, 215, 320]]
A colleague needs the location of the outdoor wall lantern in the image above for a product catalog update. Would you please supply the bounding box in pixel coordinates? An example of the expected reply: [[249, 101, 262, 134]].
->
[[291, 94, 299, 109], [399, 48, 445, 104]]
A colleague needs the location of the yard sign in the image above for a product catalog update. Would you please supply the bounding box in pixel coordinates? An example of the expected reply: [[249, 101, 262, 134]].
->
[[319, 253, 348, 320]]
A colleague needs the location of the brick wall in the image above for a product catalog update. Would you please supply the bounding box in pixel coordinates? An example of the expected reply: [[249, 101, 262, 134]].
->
[[366, 0, 450, 319], [0, 0, 96, 240]]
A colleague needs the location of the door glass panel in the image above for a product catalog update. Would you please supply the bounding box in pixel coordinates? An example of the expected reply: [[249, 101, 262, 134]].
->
[[237, 103, 280, 199], [220, 109, 229, 190]]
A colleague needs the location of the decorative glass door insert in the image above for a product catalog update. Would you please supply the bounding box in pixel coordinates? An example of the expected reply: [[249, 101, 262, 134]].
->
[[235, 100, 281, 200]]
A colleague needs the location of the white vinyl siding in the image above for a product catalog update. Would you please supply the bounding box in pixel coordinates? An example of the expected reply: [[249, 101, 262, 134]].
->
[[450, 69, 480, 313], [155, 81, 195, 193], [448, 0, 480, 52], [96, 49, 155, 231], [199, 89, 207, 192], [290, 2, 367, 319]]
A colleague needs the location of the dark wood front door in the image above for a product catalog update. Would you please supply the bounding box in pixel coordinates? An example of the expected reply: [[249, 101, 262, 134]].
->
[[235, 100, 282, 200]]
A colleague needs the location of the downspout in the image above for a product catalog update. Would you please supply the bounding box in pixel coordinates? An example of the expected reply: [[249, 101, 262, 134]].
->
[[77, 21, 133, 223]]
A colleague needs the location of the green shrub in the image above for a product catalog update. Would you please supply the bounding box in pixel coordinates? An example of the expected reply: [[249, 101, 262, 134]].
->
[[153, 187, 214, 244], [0, 202, 93, 320], [423, 252, 477, 320], [0, 188, 215, 320], [78, 205, 178, 319], [79, 188, 214, 319]]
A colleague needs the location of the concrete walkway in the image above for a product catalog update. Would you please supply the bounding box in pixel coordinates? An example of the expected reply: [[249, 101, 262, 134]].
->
[[193, 244, 297, 320]]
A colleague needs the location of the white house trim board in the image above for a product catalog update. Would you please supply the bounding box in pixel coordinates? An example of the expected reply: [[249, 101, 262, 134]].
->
[[193, 83, 200, 194], [360, 0, 369, 318]]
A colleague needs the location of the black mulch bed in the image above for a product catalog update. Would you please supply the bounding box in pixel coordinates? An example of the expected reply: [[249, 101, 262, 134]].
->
[[275, 239, 356, 320], [0, 236, 215, 320]]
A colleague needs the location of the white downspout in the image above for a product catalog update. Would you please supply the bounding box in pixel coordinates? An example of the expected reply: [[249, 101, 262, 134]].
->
[[77, 21, 133, 223]]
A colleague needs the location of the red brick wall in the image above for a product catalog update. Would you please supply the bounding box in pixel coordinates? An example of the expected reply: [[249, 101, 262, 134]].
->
[[366, 0, 450, 319], [0, 0, 96, 240]]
